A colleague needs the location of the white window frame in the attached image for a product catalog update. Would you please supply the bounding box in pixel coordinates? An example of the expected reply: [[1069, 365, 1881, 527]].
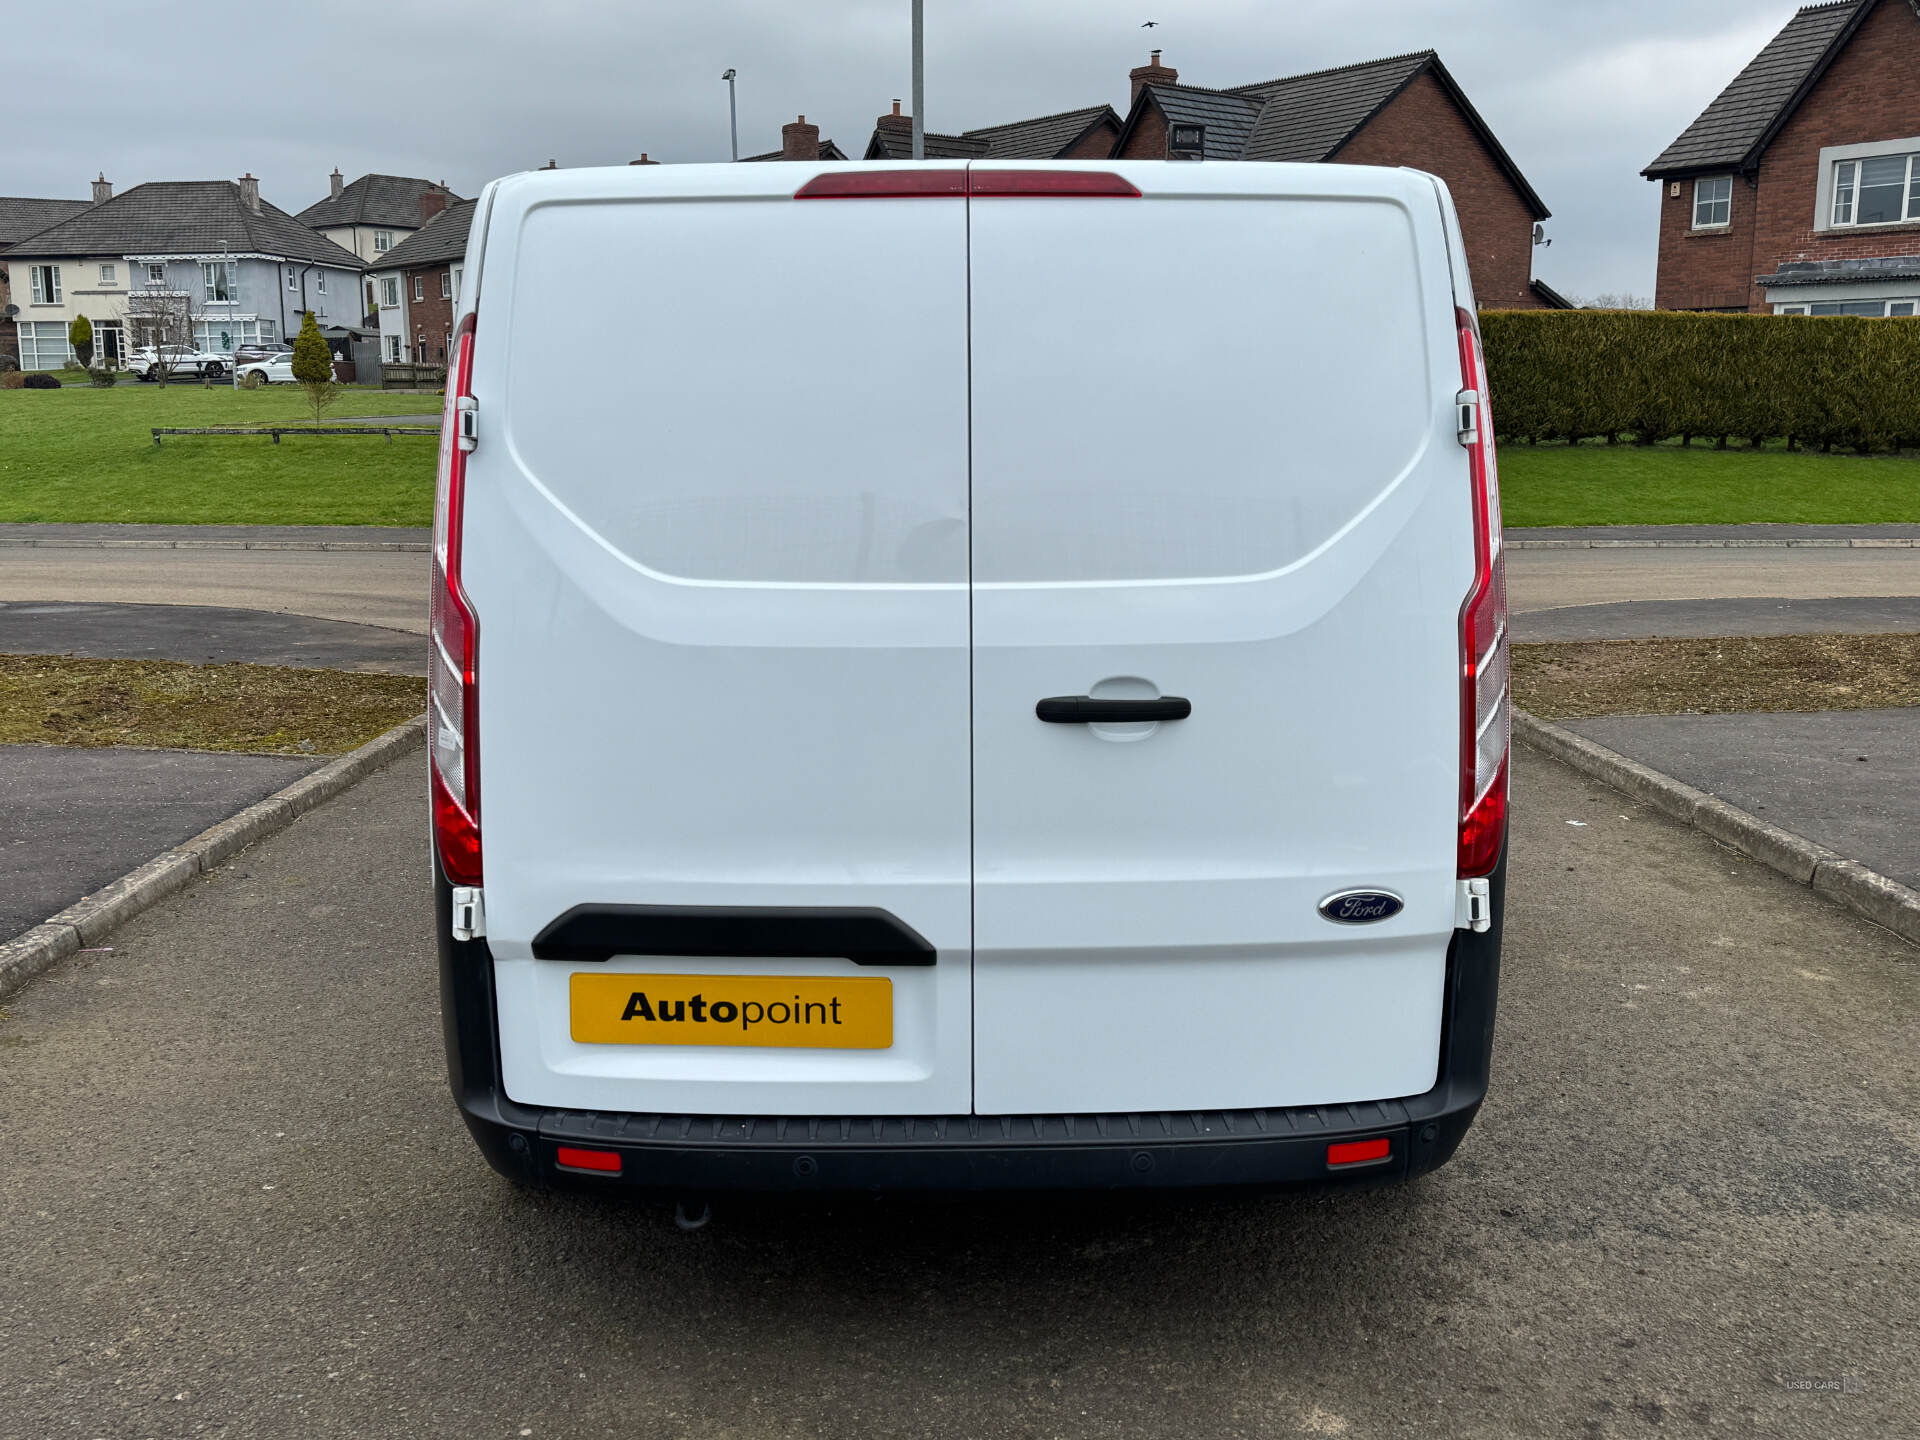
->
[[315, 272, 327, 295], [286, 265, 298, 290], [1692, 175, 1733, 230], [414, 274, 424, 301], [29, 264, 61, 304], [1816, 135, 1920, 232], [200, 260, 236, 303], [146, 263, 166, 285], [384, 333, 402, 362], [1774, 297, 1920, 317], [98, 263, 116, 284], [379, 276, 400, 308], [374, 229, 393, 253], [450, 265, 462, 305], [440, 271, 451, 300]]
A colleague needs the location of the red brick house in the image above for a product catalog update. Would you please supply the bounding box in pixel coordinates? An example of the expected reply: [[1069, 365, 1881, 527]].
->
[[856, 50, 1551, 309], [1645, 0, 1920, 315], [372, 199, 475, 365]]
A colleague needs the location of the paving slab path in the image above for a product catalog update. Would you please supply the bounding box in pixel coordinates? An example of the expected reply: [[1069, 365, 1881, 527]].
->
[[0, 751, 1914, 1438], [0, 744, 320, 944]]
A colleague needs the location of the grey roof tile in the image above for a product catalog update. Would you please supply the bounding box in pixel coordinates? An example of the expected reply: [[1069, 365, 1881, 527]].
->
[[1139, 85, 1264, 158], [1644, 2, 1861, 175], [866, 127, 990, 160], [1757, 254, 1920, 285], [961, 104, 1120, 158], [376, 199, 477, 270], [739, 139, 850, 162], [295, 173, 461, 230], [0, 196, 92, 246], [1231, 51, 1432, 162], [2, 181, 363, 266]]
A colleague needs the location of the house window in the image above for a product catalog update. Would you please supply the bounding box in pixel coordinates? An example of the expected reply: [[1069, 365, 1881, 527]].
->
[[98, 263, 116, 284], [28, 264, 60, 304], [374, 229, 393, 253], [286, 265, 298, 290], [380, 277, 400, 308], [1776, 298, 1920, 317], [315, 272, 327, 295], [18, 321, 73, 369], [1692, 176, 1732, 229], [147, 263, 166, 285], [414, 275, 424, 301], [450, 265, 462, 303], [440, 271, 451, 300], [385, 334, 402, 362], [201, 261, 236, 302], [1832, 153, 1920, 226]]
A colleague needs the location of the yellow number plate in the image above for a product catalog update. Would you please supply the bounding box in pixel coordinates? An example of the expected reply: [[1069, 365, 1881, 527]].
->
[[569, 973, 893, 1049]]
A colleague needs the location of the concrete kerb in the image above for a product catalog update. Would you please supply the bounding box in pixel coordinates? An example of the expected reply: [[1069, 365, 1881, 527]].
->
[[0, 714, 427, 1004], [1514, 709, 1920, 947]]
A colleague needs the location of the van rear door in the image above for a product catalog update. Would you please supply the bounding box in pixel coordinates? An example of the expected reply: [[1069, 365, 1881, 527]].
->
[[465, 164, 975, 1116], [968, 163, 1471, 1115]]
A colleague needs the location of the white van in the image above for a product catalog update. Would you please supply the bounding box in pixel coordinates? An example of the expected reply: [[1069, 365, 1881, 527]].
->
[[433, 160, 1508, 1193]]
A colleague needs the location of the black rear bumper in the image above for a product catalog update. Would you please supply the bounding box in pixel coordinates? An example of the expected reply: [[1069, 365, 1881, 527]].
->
[[438, 852, 1504, 1193]]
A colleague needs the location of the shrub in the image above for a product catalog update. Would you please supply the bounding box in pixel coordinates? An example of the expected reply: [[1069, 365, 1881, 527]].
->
[[292, 310, 339, 422], [1, 371, 26, 390], [68, 315, 94, 370], [21, 373, 61, 389], [1480, 309, 1920, 451]]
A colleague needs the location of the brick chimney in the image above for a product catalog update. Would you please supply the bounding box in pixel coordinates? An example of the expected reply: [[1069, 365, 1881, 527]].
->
[[540, 159, 559, 170], [329, 167, 344, 200], [419, 185, 449, 225], [782, 114, 820, 161], [877, 98, 913, 144], [629, 153, 660, 165], [91, 173, 112, 204], [237, 173, 260, 213], [1130, 49, 1178, 105]]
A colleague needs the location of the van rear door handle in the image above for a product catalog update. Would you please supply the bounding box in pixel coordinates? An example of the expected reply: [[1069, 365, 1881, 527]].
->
[[1036, 696, 1192, 723]]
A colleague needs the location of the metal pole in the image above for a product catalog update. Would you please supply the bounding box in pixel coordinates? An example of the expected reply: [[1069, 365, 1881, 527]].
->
[[723, 68, 739, 161], [910, 0, 924, 160]]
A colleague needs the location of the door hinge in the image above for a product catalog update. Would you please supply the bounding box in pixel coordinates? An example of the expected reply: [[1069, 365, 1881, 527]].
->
[[1455, 389, 1480, 446], [451, 885, 486, 941], [1455, 877, 1491, 934], [456, 395, 478, 452]]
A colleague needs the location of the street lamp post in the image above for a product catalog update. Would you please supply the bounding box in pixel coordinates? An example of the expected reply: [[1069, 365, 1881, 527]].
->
[[722, 68, 739, 161], [910, 0, 924, 160]]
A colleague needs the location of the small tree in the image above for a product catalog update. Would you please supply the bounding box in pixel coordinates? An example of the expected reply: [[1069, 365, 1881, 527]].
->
[[68, 315, 94, 371], [292, 310, 339, 422]]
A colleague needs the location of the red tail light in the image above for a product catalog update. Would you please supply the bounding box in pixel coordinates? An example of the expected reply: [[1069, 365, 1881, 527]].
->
[[794, 169, 1139, 200], [431, 312, 481, 885], [969, 170, 1140, 197], [1327, 1137, 1392, 1167], [1456, 307, 1508, 879], [795, 170, 968, 199], [555, 1147, 622, 1175]]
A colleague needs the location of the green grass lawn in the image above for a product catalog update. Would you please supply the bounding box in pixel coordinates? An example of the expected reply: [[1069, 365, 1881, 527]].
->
[[1501, 442, 1920, 527], [0, 381, 441, 526]]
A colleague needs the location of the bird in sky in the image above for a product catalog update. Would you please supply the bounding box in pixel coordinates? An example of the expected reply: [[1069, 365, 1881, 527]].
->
[[1142, 20, 1159, 27]]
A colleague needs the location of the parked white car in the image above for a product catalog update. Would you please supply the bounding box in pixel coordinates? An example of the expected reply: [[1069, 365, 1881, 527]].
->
[[433, 161, 1509, 1197], [235, 353, 297, 385], [131, 344, 226, 380]]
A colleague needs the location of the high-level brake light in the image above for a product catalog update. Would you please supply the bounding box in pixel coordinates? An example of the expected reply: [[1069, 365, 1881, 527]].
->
[[794, 169, 1140, 200], [430, 311, 481, 885], [1456, 307, 1508, 879]]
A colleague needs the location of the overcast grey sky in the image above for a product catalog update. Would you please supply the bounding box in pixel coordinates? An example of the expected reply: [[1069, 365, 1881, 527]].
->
[[13, 1, 1794, 298]]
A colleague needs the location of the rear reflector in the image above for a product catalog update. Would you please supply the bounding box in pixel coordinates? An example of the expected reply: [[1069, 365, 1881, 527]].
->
[[795, 170, 968, 199], [794, 169, 1140, 200], [969, 170, 1141, 197], [555, 1147, 622, 1174], [1327, 1137, 1392, 1168]]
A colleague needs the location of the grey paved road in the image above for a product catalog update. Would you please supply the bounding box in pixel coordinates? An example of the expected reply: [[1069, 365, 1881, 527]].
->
[[0, 600, 426, 673], [1512, 595, 1920, 641], [1, 751, 1913, 1438], [0, 744, 320, 943], [0, 545, 430, 633], [1566, 708, 1920, 888], [1507, 545, 1920, 614]]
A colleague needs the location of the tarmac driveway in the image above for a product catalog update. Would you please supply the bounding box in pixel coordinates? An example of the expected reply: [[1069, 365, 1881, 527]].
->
[[0, 749, 1912, 1439]]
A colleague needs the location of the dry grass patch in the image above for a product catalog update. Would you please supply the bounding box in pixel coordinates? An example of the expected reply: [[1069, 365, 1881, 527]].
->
[[0, 655, 424, 754], [1513, 633, 1920, 720]]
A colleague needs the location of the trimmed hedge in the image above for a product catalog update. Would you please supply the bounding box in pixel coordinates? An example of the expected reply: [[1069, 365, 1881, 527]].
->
[[1480, 309, 1920, 451], [21, 373, 61, 390]]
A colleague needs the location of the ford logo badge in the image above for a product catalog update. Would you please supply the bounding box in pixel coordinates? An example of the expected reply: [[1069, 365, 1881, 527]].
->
[[1318, 889, 1405, 925]]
